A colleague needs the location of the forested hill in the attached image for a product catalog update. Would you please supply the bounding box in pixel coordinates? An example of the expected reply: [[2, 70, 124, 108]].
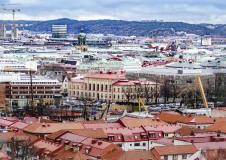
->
[[1, 18, 226, 36]]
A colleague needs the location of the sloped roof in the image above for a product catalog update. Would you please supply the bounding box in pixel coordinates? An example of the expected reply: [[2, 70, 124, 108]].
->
[[23, 122, 84, 134], [119, 117, 166, 127], [206, 121, 226, 133], [102, 149, 157, 160], [175, 126, 208, 136], [153, 145, 197, 156]]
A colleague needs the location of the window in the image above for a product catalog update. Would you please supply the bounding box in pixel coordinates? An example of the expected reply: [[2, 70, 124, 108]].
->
[[134, 135, 138, 139], [173, 155, 178, 160], [164, 155, 168, 160], [149, 133, 155, 138], [134, 143, 140, 146], [130, 144, 132, 146], [118, 136, 121, 140], [164, 133, 169, 137], [108, 136, 114, 141], [143, 143, 146, 146], [182, 155, 187, 159]]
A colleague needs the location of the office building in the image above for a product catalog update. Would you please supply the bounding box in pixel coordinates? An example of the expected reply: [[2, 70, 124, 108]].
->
[[52, 25, 67, 38]]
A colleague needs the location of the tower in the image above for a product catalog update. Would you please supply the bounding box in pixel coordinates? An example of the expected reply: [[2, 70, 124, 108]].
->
[[76, 29, 88, 52]]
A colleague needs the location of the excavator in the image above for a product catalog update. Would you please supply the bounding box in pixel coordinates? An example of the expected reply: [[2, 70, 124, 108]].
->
[[138, 97, 148, 112]]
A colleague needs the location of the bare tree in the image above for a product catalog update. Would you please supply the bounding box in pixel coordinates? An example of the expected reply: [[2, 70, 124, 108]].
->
[[8, 137, 38, 160], [122, 86, 134, 103], [171, 81, 180, 103], [160, 78, 171, 103], [142, 82, 154, 104]]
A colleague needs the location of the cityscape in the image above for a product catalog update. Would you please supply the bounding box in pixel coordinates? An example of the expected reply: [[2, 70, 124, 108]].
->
[[1, 0, 226, 160]]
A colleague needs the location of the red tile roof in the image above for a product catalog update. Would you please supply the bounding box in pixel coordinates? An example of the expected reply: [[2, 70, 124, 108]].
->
[[118, 117, 167, 127], [103, 149, 156, 160], [59, 133, 87, 144], [33, 139, 63, 156], [80, 138, 121, 157], [10, 121, 31, 130], [0, 151, 9, 160], [103, 126, 147, 142], [23, 122, 84, 134], [206, 121, 226, 133], [152, 145, 197, 156], [175, 126, 208, 136], [0, 118, 15, 127], [194, 142, 226, 150], [83, 122, 123, 129], [53, 148, 89, 160], [143, 124, 182, 133]]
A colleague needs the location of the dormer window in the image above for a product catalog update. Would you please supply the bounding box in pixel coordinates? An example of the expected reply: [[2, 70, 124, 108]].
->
[[85, 146, 91, 154], [134, 135, 138, 139], [118, 136, 121, 140]]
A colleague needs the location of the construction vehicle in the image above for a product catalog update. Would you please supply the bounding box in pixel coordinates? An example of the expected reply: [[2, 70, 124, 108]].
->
[[196, 74, 208, 109], [138, 97, 148, 112]]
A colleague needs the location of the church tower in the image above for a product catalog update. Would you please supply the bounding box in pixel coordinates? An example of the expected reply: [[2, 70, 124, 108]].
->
[[76, 28, 88, 52]]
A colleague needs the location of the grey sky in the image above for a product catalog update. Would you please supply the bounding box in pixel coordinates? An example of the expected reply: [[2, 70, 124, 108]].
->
[[0, 0, 226, 24]]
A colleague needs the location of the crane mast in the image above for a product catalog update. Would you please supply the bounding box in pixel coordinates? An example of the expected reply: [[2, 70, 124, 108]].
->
[[196, 74, 208, 108]]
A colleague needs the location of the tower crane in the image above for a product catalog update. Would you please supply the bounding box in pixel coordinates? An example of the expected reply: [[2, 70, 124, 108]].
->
[[0, 8, 20, 39]]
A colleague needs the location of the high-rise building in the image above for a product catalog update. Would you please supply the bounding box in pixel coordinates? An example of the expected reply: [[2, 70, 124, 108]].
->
[[0, 24, 6, 38], [52, 25, 67, 38]]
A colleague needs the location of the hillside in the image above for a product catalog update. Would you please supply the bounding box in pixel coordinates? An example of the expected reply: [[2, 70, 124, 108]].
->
[[1, 18, 226, 36]]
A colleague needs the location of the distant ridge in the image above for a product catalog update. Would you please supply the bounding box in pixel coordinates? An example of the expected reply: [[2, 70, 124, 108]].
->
[[0, 18, 226, 36]]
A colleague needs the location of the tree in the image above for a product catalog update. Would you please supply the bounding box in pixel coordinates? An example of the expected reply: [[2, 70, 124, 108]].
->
[[142, 81, 154, 104], [160, 79, 171, 103], [8, 137, 38, 160], [171, 81, 180, 103], [122, 86, 134, 103]]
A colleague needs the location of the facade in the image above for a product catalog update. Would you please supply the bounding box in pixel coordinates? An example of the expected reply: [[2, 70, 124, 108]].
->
[[0, 73, 61, 107], [0, 24, 6, 38], [68, 72, 159, 103], [52, 25, 67, 38]]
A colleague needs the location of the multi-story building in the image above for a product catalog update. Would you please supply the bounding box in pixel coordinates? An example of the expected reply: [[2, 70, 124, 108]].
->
[[0, 73, 61, 107], [68, 72, 159, 103], [52, 25, 67, 38], [0, 24, 6, 38]]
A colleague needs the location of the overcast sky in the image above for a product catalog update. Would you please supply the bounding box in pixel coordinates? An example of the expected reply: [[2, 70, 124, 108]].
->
[[0, 0, 226, 24]]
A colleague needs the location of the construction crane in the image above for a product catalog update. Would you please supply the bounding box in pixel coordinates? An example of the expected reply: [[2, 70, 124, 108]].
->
[[196, 74, 208, 109], [138, 97, 148, 112], [0, 8, 20, 39]]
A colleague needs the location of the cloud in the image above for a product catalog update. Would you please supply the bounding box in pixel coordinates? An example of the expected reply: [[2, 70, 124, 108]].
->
[[0, 0, 225, 24]]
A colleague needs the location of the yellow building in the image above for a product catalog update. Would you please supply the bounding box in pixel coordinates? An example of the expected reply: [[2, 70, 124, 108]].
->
[[68, 72, 159, 103]]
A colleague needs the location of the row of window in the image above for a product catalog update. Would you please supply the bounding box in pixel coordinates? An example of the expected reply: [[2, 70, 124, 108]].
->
[[11, 82, 57, 84]]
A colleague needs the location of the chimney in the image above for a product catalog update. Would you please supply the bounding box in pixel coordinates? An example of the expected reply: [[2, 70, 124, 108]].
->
[[190, 129, 195, 136], [217, 130, 221, 137]]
